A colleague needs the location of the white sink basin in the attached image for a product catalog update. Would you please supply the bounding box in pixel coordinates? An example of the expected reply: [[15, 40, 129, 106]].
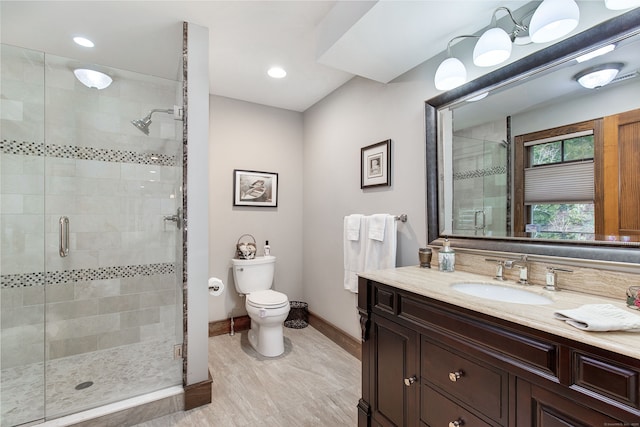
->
[[451, 282, 553, 305]]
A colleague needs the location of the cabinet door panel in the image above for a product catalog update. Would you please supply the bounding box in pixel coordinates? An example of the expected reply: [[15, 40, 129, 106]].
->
[[372, 315, 419, 427], [517, 379, 621, 427]]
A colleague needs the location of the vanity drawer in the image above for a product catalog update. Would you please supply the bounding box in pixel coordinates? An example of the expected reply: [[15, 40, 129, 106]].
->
[[421, 385, 493, 427], [572, 351, 639, 409], [400, 294, 558, 377], [372, 283, 395, 315], [422, 338, 507, 422]]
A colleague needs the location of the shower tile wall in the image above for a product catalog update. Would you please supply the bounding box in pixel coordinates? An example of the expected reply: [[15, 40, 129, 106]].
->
[[1, 46, 183, 425], [452, 119, 507, 236]]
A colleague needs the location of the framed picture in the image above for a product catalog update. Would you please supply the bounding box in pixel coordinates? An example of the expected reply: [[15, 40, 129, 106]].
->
[[361, 139, 391, 188], [233, 169, 278, 207]]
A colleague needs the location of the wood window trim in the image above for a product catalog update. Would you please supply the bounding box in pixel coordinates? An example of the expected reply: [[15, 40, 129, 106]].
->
[[513, 119, 603, 236]]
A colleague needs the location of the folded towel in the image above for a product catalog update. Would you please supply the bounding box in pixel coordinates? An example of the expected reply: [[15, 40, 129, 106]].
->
[[368, 214, 388, 241], [344, 215, 363, 241], [554, 304, 640, 331]]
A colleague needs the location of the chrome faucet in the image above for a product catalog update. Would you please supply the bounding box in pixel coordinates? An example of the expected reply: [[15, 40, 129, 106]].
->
[[544, 267, 573, 291], [513, 255, 530, 285], [485, 258, 514, 281]]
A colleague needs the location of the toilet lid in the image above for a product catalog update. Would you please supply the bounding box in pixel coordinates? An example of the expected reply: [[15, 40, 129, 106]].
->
[[247, 290, 288, 308]]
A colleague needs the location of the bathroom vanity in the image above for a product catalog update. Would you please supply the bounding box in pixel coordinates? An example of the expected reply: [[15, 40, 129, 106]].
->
[[357, 267, 640, 426]]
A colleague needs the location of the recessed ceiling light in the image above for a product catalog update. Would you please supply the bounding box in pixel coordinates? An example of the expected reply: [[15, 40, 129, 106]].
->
[[576, 44, 616, 63], [73, 36, 95, 48], [466, 92, 489, 102], [604, 0, 640, 10], [267, 67, 287, 79]]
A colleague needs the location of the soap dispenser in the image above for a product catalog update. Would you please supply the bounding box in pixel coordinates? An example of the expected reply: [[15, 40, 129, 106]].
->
[[264, 240, 271, 256], [438, 238, 455, 272]]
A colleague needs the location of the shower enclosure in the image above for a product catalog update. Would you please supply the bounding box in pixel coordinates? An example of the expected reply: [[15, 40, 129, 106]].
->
[[451, 135, 509, 237], [1, 44, 184, 426]]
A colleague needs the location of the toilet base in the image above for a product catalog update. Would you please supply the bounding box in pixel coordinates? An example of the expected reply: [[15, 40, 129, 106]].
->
[[248, 318, 286, 357]]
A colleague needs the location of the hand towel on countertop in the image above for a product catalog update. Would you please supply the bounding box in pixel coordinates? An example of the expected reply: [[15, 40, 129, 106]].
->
[[364, 214, 397, 273], [554, 304, 640, 331], [343, 216, 365, 293], [368, 214, 387, 241], [345, 214, 363, 241]]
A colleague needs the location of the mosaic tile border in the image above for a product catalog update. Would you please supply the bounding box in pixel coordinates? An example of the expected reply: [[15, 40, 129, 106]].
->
[[0, 262, 175, 288], [0, 139, 176, 167], [453, 165, 507, 181]]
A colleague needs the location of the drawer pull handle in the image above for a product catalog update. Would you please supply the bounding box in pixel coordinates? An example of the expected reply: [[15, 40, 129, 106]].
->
[[403, 375, 417, 386], [448, 419, 464, 427], [448, 370, 464, 382]]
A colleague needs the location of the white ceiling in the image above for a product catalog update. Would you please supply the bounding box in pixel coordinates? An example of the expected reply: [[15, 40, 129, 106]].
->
[[0, 1, 633, 112]]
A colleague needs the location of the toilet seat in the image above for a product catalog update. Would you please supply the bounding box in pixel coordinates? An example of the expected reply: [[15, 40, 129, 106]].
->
[[247, 290, 289, 309]]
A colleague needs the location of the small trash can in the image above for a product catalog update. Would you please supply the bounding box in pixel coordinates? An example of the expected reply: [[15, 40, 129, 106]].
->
[[284, 301, 309, 329]]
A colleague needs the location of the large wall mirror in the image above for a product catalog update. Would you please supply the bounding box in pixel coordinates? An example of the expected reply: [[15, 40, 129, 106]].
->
[[426, 9, 640, 264]]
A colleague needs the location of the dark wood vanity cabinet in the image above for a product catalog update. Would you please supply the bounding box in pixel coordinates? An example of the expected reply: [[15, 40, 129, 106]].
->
[[357, 277, 640, 427]]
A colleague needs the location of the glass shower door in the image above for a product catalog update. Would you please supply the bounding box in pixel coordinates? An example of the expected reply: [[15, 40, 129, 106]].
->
[[452, 136, 508, 237], [1, 45, 47, 427], [1, 44, 184, 425], [41, 54, 184, 419]]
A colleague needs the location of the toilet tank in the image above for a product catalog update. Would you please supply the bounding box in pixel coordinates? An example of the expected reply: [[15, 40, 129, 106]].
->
[[231, 256, 276, 294]]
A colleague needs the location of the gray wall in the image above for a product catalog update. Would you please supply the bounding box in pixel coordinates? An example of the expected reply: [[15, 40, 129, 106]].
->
[[208, 95, 304, 322], [302, 73, 432, 338]]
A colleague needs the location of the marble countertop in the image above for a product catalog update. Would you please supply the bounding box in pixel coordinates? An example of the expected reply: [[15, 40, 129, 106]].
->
[[359, 266, 640, 361]]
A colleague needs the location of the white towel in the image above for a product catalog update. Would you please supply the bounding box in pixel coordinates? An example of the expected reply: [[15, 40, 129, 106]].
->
[[554, 304, 640, 331], [344, 214, 363, 241], [343, 217, 366, 293], [364, 215, 397, 272], [368, 214, 387, 241]]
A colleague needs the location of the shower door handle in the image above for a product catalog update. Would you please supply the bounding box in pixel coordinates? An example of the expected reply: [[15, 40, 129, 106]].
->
[[474, 210, 486, 230], [59, 216, 69, 257]]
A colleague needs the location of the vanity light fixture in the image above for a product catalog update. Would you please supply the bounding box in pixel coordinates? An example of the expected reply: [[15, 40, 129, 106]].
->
[[575, 44, 616, 63], [73, 68, 113, 90], [604, 0, 640, 10], [574, 62, 623, 89], [73, 36, 94, 48], [529, 0, 580, 44], [267, 66, 287, 79], [435, 1, 581, 90]]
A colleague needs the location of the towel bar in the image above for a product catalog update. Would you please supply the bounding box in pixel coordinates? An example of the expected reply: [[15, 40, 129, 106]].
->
[[395, 214, 408, 222]]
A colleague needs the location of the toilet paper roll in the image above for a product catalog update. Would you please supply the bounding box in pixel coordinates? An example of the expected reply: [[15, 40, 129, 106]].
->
[[208, 277, 224, 296]]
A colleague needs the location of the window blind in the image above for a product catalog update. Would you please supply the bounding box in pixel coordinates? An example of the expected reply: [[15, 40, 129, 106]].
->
[[524, 161, 594, 204]]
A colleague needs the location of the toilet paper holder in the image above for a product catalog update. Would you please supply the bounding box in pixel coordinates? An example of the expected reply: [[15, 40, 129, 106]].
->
[[208, 277, 225, 296]]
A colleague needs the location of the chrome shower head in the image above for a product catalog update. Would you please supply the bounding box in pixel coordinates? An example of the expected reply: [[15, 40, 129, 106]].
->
[[131, 115, 152, 135], [131, 106, 182, 135]]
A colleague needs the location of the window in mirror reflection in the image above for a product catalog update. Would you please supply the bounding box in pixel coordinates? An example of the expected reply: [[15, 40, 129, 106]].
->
[[530, 135, 594, 166], [529, 203, 595, 240], [516, 120, 598, 240], [525, 134, 596, 240]]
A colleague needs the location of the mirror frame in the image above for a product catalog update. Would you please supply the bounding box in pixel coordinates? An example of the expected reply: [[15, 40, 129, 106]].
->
[[425, 9, 640, 264]]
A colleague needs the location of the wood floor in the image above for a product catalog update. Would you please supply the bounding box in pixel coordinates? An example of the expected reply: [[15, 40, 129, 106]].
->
[[136, 325, 361, 426]]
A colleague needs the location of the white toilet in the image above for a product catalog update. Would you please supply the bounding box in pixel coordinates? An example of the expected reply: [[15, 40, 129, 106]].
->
[[231, 256, 290, 357]]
